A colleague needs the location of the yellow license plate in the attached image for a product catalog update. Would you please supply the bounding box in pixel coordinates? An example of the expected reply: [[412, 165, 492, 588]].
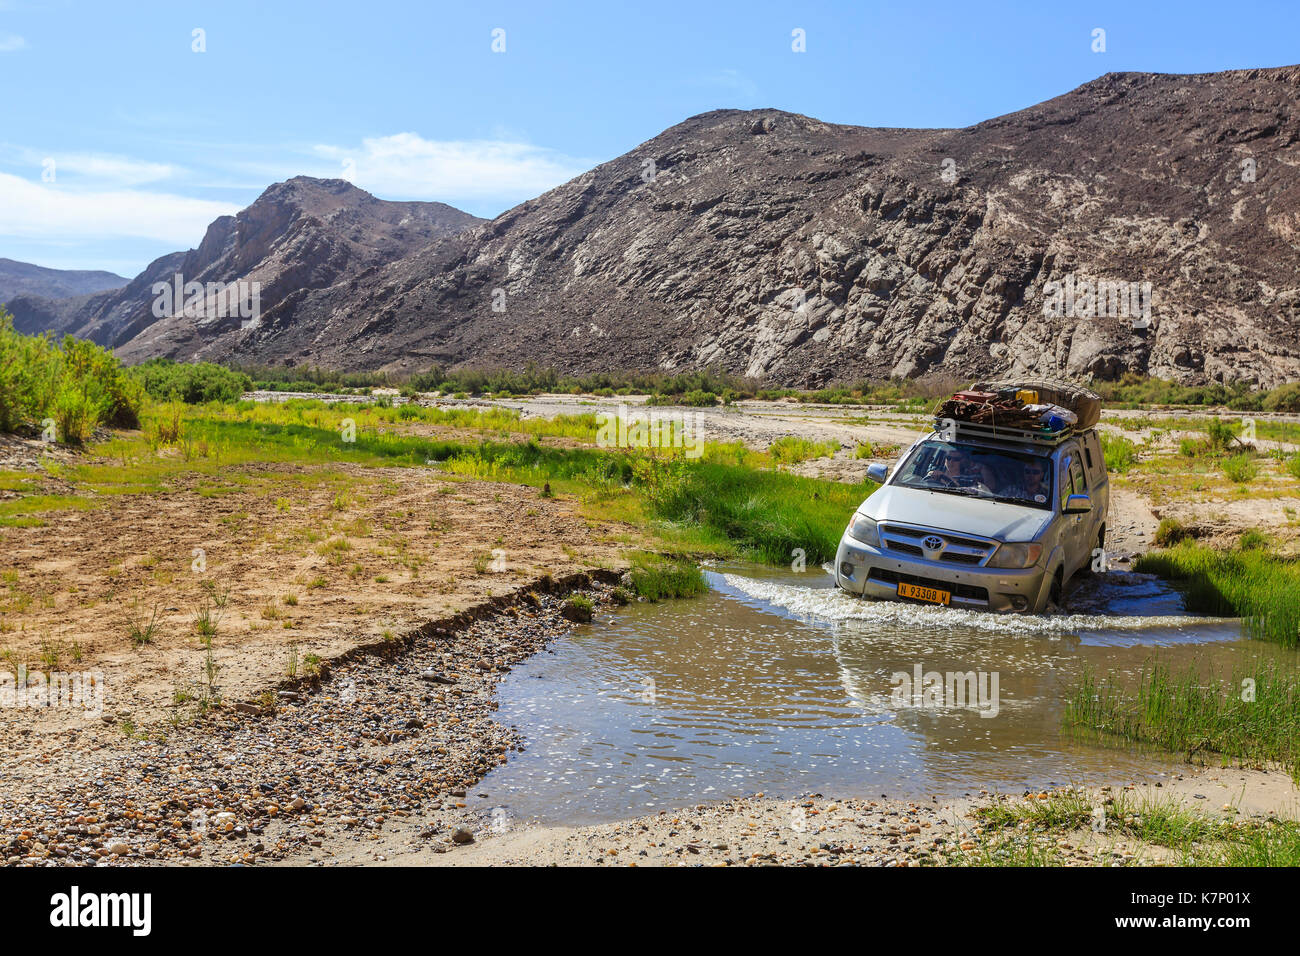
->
[[897, 582, 951, 605]]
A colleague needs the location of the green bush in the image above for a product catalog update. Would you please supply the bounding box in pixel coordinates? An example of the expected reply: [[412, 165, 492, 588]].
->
[[0, 311, 142, 440], [1223, 454, 1258, 483], [1205, 417, 1238, 452], [1263, 382, 1300, 413], [132, 358, 251, 404]]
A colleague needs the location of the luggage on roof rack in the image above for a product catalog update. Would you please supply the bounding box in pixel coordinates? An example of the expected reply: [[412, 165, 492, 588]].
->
[[934, 417, 1074, 447], [932, 378, 1101, 445], [973, 379, 1102, 430]]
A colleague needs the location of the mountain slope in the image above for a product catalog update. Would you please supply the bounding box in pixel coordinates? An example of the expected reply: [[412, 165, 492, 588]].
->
[[0, 259, 127, 308], [8, 178, 484, 354], [109, 65, 1300, 386]]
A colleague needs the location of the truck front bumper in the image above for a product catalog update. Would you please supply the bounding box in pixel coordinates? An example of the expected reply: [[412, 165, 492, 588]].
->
[[834, 533, 1052, 613]]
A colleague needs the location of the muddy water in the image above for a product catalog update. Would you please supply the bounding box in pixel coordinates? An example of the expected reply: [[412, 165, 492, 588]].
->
[[473, 564, 1287, 825]]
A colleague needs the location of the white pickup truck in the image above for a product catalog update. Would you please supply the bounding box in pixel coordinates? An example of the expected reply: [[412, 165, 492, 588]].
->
[[834, 411, 1109, 614]]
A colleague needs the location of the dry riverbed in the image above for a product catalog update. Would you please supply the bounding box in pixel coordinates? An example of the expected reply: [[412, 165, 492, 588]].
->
[[2, 398, 1298, 866]]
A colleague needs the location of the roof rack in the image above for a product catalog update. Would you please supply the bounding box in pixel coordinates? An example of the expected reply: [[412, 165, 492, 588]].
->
[[933, 417, 1074, 448]]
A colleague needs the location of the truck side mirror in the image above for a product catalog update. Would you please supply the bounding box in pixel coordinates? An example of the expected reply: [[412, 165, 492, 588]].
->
[[866, 463, 889, 484], [1063, 494, 1091, 514]]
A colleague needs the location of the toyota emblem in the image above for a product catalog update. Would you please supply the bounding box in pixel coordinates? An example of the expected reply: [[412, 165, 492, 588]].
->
[[923, 535, 944, 551]]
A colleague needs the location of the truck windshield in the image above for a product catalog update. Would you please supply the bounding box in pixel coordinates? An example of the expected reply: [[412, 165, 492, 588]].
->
[[892, 440, 1053, 510]]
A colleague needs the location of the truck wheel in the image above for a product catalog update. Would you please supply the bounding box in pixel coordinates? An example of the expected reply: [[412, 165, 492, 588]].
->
[[1049, 567, 1064, 609]]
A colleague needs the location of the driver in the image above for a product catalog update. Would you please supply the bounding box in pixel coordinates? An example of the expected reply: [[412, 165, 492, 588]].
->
[[924, 447, 991, 493]]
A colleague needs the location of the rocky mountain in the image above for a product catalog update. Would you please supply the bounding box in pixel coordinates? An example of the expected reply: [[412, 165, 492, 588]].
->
[[0, 258, 127, 309], [6, 178, 484, 354], [54, 66, 1300, 385]]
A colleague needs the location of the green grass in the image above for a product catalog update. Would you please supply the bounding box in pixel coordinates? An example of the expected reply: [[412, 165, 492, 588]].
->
[[1064, 660, 1300, 778], [0, 494, 99, 527], [1152, 517, 1188, 547], [1195, 819, 1300, 866], [1099, 432, 1137, 474], [966, 790, 1300, 867], [948, 832, 1069, 867], [3, 394, 875, 583], [1135, 541, 1300, 646], [1222, 453, 1258, 483], [634, 456, 873, 564], [624, 552, 707, 601], [1088, 373, 1295, 411], [767, 435, 841, 465], [974, 790, 1236, 849]]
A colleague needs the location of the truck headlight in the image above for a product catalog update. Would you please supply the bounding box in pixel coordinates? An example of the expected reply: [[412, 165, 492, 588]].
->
[[849, 514, 880, 548], [987, 542, 1043, 569]]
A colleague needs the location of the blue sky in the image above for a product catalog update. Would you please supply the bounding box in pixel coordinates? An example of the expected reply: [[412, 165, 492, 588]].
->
[[2, 0, 1298, 276]]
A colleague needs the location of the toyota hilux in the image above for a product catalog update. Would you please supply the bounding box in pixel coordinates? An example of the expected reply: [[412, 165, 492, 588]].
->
[[834, 422, 1109, 613]]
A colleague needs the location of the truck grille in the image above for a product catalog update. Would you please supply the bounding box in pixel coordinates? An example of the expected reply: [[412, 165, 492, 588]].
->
[[878, 523, 996, 566]]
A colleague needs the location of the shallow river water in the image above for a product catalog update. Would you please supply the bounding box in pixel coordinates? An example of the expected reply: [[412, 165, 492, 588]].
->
[[471, 563, 1286, 825]]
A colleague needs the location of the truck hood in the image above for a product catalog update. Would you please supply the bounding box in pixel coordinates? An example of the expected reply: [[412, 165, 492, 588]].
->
[[860, 485, 1051, 541]]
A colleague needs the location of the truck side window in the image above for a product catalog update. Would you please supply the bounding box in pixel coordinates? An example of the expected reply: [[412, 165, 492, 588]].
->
[[1070, 461, 1087, 496], [1085, 434, 1104, 481]]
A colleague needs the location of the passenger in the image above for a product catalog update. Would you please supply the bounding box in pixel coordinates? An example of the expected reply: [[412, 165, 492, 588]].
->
[[1002, 459, 1050, 503]]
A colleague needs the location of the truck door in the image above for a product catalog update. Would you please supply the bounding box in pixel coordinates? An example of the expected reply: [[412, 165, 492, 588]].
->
[[1055, 452, 1086, 580], [1058, 448, 1089, 578]]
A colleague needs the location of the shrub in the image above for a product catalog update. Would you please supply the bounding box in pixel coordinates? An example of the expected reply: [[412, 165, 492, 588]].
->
[[1205, 417, 1238, 452], [52, 380, 109, 444], [1263, 382, 1300, 413], [132, 358, 251, 404], [1154, 517, 1188, 547], [1223, 454, 1257, 483], [0, 312, 142, 439]]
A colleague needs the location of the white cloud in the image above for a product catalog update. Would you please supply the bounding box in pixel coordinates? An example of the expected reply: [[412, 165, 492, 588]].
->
[[0, 172, 239, 245], [0, 146, 176, 186], [313, 133, 590, 202], [49, 152, 176, 186], [0, 34, 25, 53]]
